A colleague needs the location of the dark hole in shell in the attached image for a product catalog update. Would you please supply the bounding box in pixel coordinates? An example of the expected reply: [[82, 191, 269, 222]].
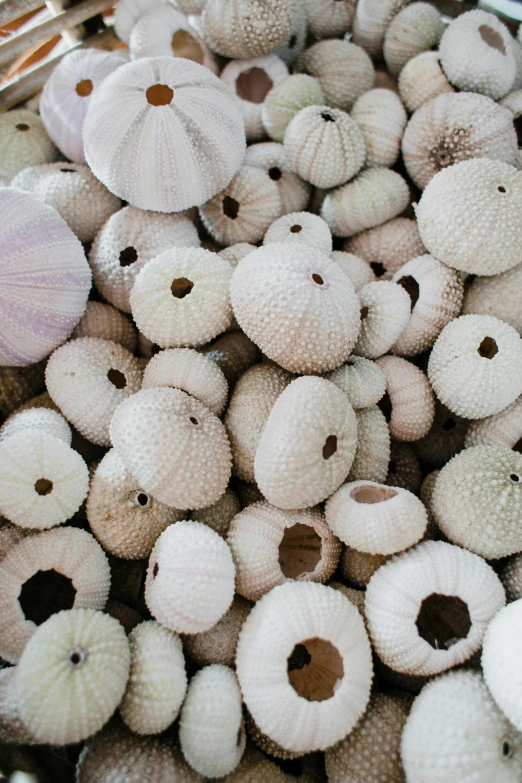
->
[[416, 593, 471, 650], [119, 246, 138, 267], [19, 570, 77, 626]]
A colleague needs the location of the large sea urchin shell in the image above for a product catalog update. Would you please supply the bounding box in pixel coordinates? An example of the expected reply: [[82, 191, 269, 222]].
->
[[0, 109, 57, 180], [398, 51, 454, 113], [201, 0, 295, 60], [482, 600, 522, 734], [383, 2, 443, 78], [83, 57, 246, 212], [350, 89, 406, 170]]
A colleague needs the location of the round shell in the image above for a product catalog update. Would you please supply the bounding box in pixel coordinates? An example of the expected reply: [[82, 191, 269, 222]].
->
[[427, 315, 522, 419], [0, 430, 89, 530], [110, 387, 231, 510], [72, 301, 137, 353], [179, 665, 245, 778], [120, 620, 187, 735], [0, 109, 57, 179], [40, 49, 125, 164], [304, 0, 355, 38], [231, 244, 361, 374], [17, 608, 130, 745], [331, 251, 375, 292], [198, 165, 281, 245], [325, 480, 427, 555], [327, 356, 386, 411], [201, 330, 259, 385], [432, 444, 522, 558], [130, 247, 233, 349], [218, 243, 256, 269], [263, 211, 332, 256], [353, 0, 407, 58], [353, 281, 412, 359], [236, 581, 373, 754], [341, 546, 388, 588], [192, 488, 240, 538], [482, 600, 522, 735], [0, 188, 91, 367], [261, 73, 324, 143], [87, 449, 185, 560], [439, 9, 516, 100], [386, 441, 422, 494], [201, 0, 294, 59], [46, 337, 143, 446], [243, 142, 310, 215], [283, 105, 366, 189], [375, 355, 435, 442], [365, 540, 506, 676], [402, 92, 518, 190], [227, 501, 341, 600], [384, 2, 443, 78], [0, 526, 110, 663], [114, 0, 167, 43], [182, 595, 251, 667], [83, 57, 246, 213], [254, 376, 358, 510], [462, 263, 522, 336], [398, 51, 454, 113], [344, 217, 425, 281], [321, 168, 410, 238], [348, 405, 391, 485], [350, 89, 407, 169], [145, 520, 235, 634], [0, 407, 71, 445], [465, 396, 522, 450], [273, 2, 307, 67]]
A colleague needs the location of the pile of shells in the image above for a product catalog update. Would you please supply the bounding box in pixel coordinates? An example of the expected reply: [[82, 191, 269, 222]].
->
[[1, 0, 522, 781]]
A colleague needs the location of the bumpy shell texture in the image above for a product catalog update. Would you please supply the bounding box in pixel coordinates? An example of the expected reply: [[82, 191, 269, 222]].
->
[[236, 581, 373, 754], [399, 51, 454, 114], [463, 263, 522, 336], [376, 355, 435, 442], [415, 158, 522, 276], [231, 244, 360, 374], [114, 0, 167, 43], [263, 212, 332, 256], [354, 280, 411, 359], [351, 89, 407, 170], [0, 109, 57, 179], [353, 0, 407, 59], [331, 251, 375, 292], [17, 608, 130, 745], [72, 301, 137, 353], [465, 396, 522, 451], [110, 387, 231, 510], [201, 0, 295, 59], [348, 405, 391, 484], [182, 595, 251, 667], [243, 141, 311, 216], [384, 2, 443, 78], [327, 356, 386, 410], [482, 600, 522, 734], [345, 217, 425, 281], [365, 540, 505, 676], [0, 667, 37, 745], [145, 521, 235, 634], [0, 407, 71, 445], [432, 444, 522, 558], [254, 376, 358, 509], [0, 188, 91, 367], [83, 57, 246, 212], [262, 73, 324, 143]]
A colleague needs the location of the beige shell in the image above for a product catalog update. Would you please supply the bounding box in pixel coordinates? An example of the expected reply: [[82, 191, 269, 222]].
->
[[384, 2, 444, 78], [0, 407, 71, 445], [244, 141, 311, 214], [71, 301, 137, 353], [304, 0, 356, 38], [201, 330, 260, 385], [199, 165, 281, 245], [376, 356, 435, 442], [344, 217, 425, 281], [462, 263, 522, 336], [341, 546, 388, 588], [413, 402, 468, 469], [189, 488, 240, 539], [327, 355, 386, 410], [353, 0, 407, 59], [331, 251, 375, 292], [261, 73, 324, 143], [227, 501, 341, 600], [386, 441, 422, 494], [398, 51, 454, 114], [351, 89, 407, 169], [201, 0, 295, 59], [348, 406, 391, 485], [225, 363, 293, 483], [465, 396, 522, 450], [263, 211, 332, 256], [218, 243, 257, 269], [354, 281, 412, 359], [182, 594, 251, 667]]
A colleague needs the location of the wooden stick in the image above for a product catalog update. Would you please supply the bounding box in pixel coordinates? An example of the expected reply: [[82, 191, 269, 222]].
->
[[0, 0, 45, 28]]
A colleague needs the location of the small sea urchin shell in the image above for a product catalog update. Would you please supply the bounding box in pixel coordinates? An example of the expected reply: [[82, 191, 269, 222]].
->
[[344, 217, 425, 281], [331, 251, 375, 292], [130, 247, 233, 348], [254, 376, 358, 510], [227, 501, 341, 600], [236, 581, 373, 754], [120, 620, 187, 735], [427, 315, 522, 419], [244, 142, 310, 215], [398, 51, 454, 113], [114, 0, 166, 43], [145, 521, 235, 633], [201, 0, 295, 60], [40, 49, 125, 164], [341, 546, 387, 588], [0, 407, 71, 445], [482, 600, 522, 734], [326, 480, 427, 555], [327, 356, 386, 410], [384, 3, 443, 79], [17, 608, 129, 745], [72, 301, 137, 353], [110, 387, 231, 509], [353, 0, 407, 59], [351, 89, 407, 169], [201, 330, 259, 385], [0, 189, 91, 367], [83, 57, 246, 213], [192, 488, 240, 538], [365, 540, 505, 676], [375, 355, 435, 441], [0, 110, 57, 180], [354, 281, 412, 359], [261, 74, 324, 143], [263, 212, 332, 255], [231, 244, 360, 373], [182, 595, 251, 667], [179, 664, 245, 778]]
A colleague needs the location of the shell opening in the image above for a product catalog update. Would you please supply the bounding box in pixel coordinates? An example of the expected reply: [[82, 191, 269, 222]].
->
[[278, 523, 322, 579], [441, 417, 456, 431], [107, 368, 127, 389], [288, 34, 297, 49], [153, 563, 159, 578], [498, 185, 506, 194], [478, 336, 498, 359], [479, 24, 506, 55], [370, 261, 386, 278], [19, 570, 76, 626], [322, 434, 338, 460], [223, 195, 240, 219], [60, 168, 76, 173], [269, 167, 282, 181], [510, 473, 521, 483], [290, 224, 302, 234], [350, 484, 398, 504], [146, 84, 174, 106], [397, 275, 420, 310], [68, 647, 89, 668], [287, 638, 344, 702], [119, 246, 138, 267], [321, 111, 335, 122], [35, 478, 53, 496], [16, 123, 29, 131], [514, 439, 522, 454], [503, 741, 514, 758], [235, 67, 273, 104], [378, 392, 392, 423], [309, 270, 328, 288], [360, 306, 369, 320], [171, 277, 194, 298], [171, 29, 204, 64], [136, 492, 150, 507], [388, 459, 396, 474], [75, 79, 93, 97], [189, 415, 200, 426], [415, 593, 471, 650]]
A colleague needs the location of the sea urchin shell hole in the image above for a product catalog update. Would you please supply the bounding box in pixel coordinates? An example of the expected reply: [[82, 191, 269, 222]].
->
[[290, 224, 302, 234], [350, 484, 397, 504], [278, 524, 322, 579], [19, 570, 76, 626], [360, 306, 369, 320], [478, 336, 498, 359], [34, 478, 53, 496], [269, 167, 282, 180], [322, 434, 338, 460], [189, 415, 200, 426], [135, 492, 150, 507], [321, 111, 335, 122], [397, 275, 420, 309], [498, 185, 506, 193], [223, 196, 240, 220], [287, 638, 344, 702], [479, 24, 506, 55], [510, 473, 521, 483], [415, 593, 471, 650], [370, 261, 386, 278], [441, 417, 456, 431], [107, 368, 127, 389], [75, 79, 93, 97], [68, 647, 89, 668], [378, 392, 392, 422], [171, 30, 204, 65], [16, 123, 29, 131], [153, 563, 159, 578], [309, 270, 328, 288], [236, 68, 274, 104], [146, 84, 174, 107], [60, 168, 76, 173], [503, 741, 514, 758], [119, 246, 138, 267], [171, 278, 194, 299]]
